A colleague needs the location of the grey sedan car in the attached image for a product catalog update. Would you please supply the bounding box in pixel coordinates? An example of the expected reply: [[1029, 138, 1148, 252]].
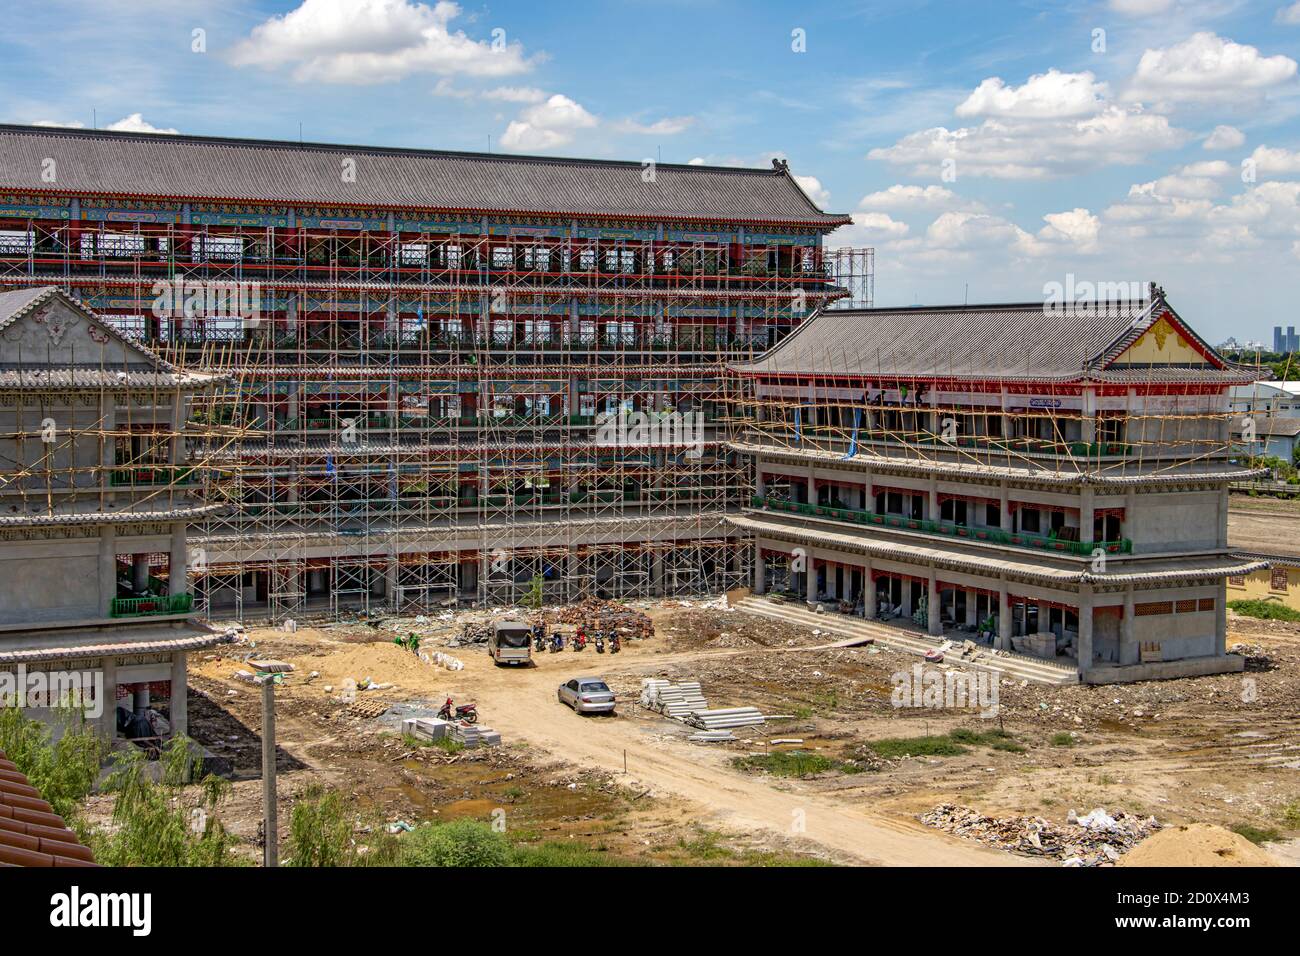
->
[[557, 677, 616, 715]]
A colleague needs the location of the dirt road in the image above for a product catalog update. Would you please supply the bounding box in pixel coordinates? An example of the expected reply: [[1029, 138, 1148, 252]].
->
[[439, 639, 1029, 866]]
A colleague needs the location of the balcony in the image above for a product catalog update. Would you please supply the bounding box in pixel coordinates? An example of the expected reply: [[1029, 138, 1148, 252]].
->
[[109, 466, 197, 486], [109, 593, 194, 617], [751, 496, 1131, 557]]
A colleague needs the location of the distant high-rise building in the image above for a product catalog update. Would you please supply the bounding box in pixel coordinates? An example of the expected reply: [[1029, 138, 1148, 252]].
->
[[1276, 326, 1285, 353]]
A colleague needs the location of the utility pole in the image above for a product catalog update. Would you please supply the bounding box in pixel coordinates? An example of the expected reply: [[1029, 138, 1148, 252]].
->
[[261, 675, 278, 868]]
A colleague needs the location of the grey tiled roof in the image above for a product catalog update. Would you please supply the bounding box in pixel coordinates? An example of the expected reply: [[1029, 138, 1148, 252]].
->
[[738, 296, 1260, 385], [0, 125, 849, 227]]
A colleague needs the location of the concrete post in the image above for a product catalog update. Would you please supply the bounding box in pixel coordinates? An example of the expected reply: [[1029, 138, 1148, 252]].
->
[[169, 522, 188, 597], [928, 475, 939, 522], [806, 467, 816, 506], [927, 570, 941, 636], [997, 578, 1011, 650], [1080, 485, 1095, 544], [863, 559, 875, 619], [101, 392, 116, 505], [99, 656, 117, 741], [1215, 586, 1227, 656], [1121, 586, 1135, 665], [132, 554, 150, 593], [99, 525, 117, 614], [261, 678, 278, 868], [753, 542, 765, 595], [1037, 601, 1051, 635], [1077, 585, 1093, 678], [965, 589, 978, 627], [170, 652, 188, 738], [806, 557, 818, 607], [999, 482, 1013, 531]]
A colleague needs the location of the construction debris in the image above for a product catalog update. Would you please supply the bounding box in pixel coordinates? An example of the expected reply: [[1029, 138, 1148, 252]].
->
[[450, 723, 502, 748], [640, 679, 708, 717], [553, 599, 654, 640], [689, 730, 736, 743], [401, 717, 451, 742], [685, 707, 766, 730], [920, 803, 1160, 866]]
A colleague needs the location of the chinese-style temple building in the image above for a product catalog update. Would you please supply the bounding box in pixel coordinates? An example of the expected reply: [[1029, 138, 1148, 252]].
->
[[730, 290, 1266, 683]]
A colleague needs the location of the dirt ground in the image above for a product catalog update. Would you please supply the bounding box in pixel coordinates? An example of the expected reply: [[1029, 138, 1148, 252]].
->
[[1228, 491, 1300, 554], [114, 593, 1300, 867]]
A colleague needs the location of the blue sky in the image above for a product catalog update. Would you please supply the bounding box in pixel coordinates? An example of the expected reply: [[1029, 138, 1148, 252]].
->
[[3, 0, 1300, 342]]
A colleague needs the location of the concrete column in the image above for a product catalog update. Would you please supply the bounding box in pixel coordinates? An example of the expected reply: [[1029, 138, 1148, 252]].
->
[[386, 556, 400, 602], [999, 482, 1013, 531], [927, 569, 941, 636], [169, 522, 188, 597], [997, 578, 1011, 650], [753, 542, 765, 595], [806, 557, 818, 607], [170, 652, 188, 738], [1077, 585, 1093, 678], [99, 525, 118, 613], [1217, 488, 1229, 548], [132, 554, 151, 593], [99, 656, 117, 740], [1080, 485, 1095, 544], [1215, 585, 1227, 655], [170, 388, 186, 466], [863, 559, 875, 619], [101, 393, 116, 504], [806, 466, 816, 506], [928, 475, 939, 522], [1037, 601, 1051, 635], [755, 461, 766, 501], [965, 589, 978, 627], [652, 550, 665, 596], [1121, 586, 1135, 665]]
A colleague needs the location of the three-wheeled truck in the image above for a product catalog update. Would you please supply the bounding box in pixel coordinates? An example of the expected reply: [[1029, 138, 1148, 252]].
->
[[488, 620, 534, 666]]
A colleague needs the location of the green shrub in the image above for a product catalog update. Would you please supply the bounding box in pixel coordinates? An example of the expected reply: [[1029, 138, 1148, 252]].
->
[[400, 819, 511, 867], [1050, 732, 1077, 747], [866, 735, 968, 758], [1228, 599, 1300, 622], [288, 785, 354, 867], [0, 706, 103, 821], [732, 750, 836, 777]]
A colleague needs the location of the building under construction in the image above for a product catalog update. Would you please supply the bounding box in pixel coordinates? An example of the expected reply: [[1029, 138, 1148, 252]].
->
[[729, 292, 1267, 682], [0, 124, 870, 620]]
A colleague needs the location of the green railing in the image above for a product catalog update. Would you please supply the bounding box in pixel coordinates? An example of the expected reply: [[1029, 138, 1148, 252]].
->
[[109, 466, 196, 486], [109, 593, 193, 618], [751, 496, 1131, 556]]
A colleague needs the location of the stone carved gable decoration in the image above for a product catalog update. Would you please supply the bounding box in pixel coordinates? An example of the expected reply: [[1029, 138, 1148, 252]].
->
[[0, 291, 161, 370]]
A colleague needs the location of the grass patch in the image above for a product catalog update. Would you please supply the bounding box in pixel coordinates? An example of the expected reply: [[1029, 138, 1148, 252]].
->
[[732, 750, 837, 778], [866, 735, 969, 759], [1231, 823, 1283, 845], [1228, 599, 1300, 622], [1280, 801, 1300, 828], [949, 727, 1025, 752], [1050, 732, 1078, 747]]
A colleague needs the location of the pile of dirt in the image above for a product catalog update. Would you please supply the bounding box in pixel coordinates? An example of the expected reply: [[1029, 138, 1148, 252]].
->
[[1118, 824, 1279, 867]]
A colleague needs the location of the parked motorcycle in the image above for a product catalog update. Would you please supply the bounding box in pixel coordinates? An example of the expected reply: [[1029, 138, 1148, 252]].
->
[[573, 632, 586, 652], [610, 633, 621, 654], [594, 634, 605, 654], [437, 696, 478, 724], [551, 632, 564, 652]]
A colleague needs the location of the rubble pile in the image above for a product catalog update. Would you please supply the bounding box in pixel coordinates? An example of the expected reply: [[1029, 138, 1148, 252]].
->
[[920, 803, 1160, 866], [552, 598, 654, 639]]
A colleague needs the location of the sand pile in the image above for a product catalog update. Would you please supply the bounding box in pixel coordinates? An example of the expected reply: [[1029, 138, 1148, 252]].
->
[[1118, 824, 1278, 867]]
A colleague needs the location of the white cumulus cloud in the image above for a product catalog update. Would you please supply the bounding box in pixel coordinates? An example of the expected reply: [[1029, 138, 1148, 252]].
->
[[499, 94, 597, 151], [1203, 125, 1245, 150], [1126, 32, 1298, 108], [230, 0, 535, 84], [955, 70, 1108, 119]]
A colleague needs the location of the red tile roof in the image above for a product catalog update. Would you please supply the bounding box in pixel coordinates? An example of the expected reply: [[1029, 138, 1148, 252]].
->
[[0, 750, 98, 867]]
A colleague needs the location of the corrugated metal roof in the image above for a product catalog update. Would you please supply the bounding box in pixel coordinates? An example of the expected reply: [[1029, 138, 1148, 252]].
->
[[0, 125, 848, 227], [738, 295, 1259, 385]]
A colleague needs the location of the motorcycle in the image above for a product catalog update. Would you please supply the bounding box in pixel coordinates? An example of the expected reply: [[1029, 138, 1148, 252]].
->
[[610, 634, 621, 654], [594, 634, 605, 654], [437, 697, 478, 724], [573, 632, 586, 652], [551, 632, 564, 653], [533, 626, 546, 652]]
